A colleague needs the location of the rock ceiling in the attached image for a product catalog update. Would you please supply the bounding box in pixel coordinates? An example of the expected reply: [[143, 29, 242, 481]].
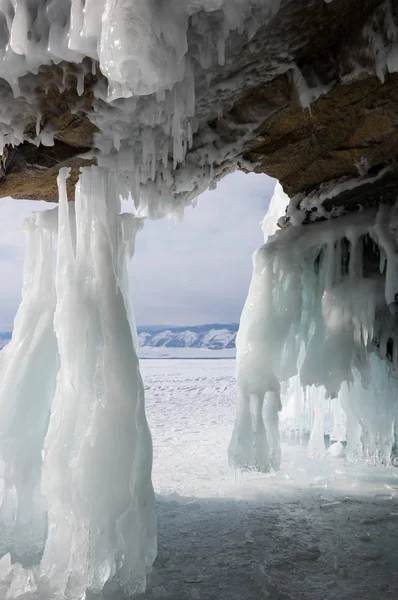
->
[[0, 0, 396, 207]]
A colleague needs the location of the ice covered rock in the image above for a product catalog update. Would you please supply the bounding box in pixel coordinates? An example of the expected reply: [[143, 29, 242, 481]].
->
[[0, 0, 396, 218]]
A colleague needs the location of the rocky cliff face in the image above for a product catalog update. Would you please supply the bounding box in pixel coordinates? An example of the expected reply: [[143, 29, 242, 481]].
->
[[0, 0, 396, 210]]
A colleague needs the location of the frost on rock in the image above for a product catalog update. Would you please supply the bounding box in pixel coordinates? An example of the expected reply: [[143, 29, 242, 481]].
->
[[230, 181, 398, 472]]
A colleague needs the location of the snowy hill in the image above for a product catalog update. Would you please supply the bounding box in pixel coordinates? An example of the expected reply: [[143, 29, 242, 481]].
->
[[137, 324, 237, 350]]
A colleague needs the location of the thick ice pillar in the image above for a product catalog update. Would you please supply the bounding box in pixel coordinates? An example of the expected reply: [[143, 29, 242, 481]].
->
[[39, 167, 156, 598], [0, 211, 58, 562]]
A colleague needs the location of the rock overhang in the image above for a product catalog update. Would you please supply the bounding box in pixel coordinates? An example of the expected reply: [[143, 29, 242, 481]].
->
[[0, 0, 395, 214]]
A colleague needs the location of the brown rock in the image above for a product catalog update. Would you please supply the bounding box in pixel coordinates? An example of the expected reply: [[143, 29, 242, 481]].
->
[[242, 73, 398, 196]]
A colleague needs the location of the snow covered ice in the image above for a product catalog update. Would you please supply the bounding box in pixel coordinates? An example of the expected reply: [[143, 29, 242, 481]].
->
[[141, 358, 398, 600]]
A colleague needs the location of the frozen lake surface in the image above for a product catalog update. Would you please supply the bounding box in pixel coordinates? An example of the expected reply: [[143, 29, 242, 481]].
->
[[141, 359, 398, 600]]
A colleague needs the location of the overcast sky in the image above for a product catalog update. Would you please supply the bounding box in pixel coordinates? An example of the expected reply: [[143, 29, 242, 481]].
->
[[0, 171, 275, 330]]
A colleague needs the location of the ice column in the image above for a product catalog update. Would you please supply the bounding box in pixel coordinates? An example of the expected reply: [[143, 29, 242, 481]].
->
[[229, 182, 289, 472], [0, 210, 58, 562], [40, 167, 156, 598]]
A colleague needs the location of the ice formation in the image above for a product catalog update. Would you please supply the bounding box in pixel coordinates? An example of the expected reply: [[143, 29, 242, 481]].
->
[[0, 3, 289, 597], [0, 0, 283, 209], [39, 167, 155, 598], [1, 0, 398, 597], [230, 181, 398, 472], [0, 167, 155, 599]]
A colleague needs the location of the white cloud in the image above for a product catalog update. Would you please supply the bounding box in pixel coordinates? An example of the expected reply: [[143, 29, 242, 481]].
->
[[130, 171, 276, 325], [0, 172, 277, 330]]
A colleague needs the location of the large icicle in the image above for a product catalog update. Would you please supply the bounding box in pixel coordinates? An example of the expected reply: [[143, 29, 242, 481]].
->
[[38, 167, 155, 599], [0, 210, 58, 562]]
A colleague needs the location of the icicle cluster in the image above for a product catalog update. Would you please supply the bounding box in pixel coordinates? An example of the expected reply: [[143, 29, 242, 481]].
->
[[2, 1, 398, 596], [0, 0, 281, 208], [1, 0, 397, 216], [0, 2, 287, 597], [0, 167, 155, 599], [230, 183, 398, 472], [0, 0, 279, 97], [88, 0, 281, 217]]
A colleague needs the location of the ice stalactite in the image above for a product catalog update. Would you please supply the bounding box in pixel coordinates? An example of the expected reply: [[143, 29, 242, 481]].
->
[[0, 210, 58, 562], [38, 167, 155, 599], [230, 181, 398, 472]]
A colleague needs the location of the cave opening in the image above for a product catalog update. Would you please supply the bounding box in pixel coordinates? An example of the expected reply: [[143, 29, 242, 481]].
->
[[2, 172, 398, 600], [0, 0, 398, 598]]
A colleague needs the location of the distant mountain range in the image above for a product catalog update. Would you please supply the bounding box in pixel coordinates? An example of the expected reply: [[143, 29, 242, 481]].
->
[[137, 324, 237, 350], [0, 324, 238, 351]]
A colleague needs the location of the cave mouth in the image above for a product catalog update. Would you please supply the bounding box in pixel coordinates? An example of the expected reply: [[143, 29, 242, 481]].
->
[[1, 0, 398, 598], [1, 169, 398, 600]]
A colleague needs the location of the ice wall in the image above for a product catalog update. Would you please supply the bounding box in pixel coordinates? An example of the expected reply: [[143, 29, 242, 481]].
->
[[230, 182, 398, 472]]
